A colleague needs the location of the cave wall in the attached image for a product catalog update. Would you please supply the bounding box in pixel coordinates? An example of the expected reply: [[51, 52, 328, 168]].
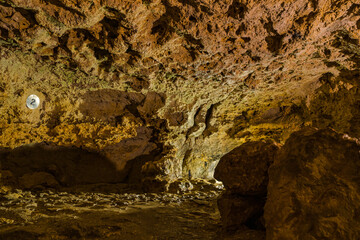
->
[[0, 0, 359, 188]]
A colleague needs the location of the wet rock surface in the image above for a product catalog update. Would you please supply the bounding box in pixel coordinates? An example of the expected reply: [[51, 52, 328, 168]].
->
[[0, 188, 222, 240], [265, 128, 360, 240]]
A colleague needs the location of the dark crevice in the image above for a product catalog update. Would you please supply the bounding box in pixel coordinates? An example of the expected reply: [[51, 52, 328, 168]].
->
[[0, 1, 12, 7], [46, 0, 85, 18], [200, 5, 213, 15], [235, 23, 247, 35], [178, 0, 198, 10], [0, 27, 9, 39], [99, 17, 120, 45], [264, 19, 277, 35], [103, 6, 127, 21], [309, 0, 318, 9], [125, 46, 141, 64], [207, 24, 212, 33], [14, 7, 38, 26], [227, 0, 247, 20], [151, 0, 181, 45], [347, 3, 360, 15], [265, 34, 284, 54], [183, 33, 204, 48]]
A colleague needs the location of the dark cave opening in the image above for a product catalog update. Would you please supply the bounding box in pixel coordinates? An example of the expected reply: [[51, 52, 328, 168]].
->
[[0, 143, 139, 192]]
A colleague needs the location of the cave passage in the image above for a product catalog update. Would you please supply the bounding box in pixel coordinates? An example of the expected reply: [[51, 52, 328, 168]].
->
[[1, 0, 360, 239], [0, 143, 224, 239]]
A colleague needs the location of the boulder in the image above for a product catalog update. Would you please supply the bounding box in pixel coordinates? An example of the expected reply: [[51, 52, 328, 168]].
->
[[265, 128, 360, 240], [214, 140, 280, 195], [214, 140, 280, 233]]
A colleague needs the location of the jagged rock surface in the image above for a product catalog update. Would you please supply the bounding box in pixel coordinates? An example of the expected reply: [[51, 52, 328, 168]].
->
[[265, 128, 360, 240], [0, 0, 359, 188]]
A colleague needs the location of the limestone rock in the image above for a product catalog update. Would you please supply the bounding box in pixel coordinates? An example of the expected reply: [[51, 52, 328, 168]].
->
[[141, 177, 169, 193], [214, 140, 280, 195], [265, 128, 360, 240]]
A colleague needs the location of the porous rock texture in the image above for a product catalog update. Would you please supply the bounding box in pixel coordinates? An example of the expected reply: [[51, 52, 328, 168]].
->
[[264, 127, 360, 240], [214, 140, 279, 237], [0, 0, 359, 190]]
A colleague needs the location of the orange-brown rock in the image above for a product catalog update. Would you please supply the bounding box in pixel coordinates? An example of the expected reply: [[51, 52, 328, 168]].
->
[[0, 0, 359, 239], [0, 0, 359, 187], [265, 128, 360, 240]]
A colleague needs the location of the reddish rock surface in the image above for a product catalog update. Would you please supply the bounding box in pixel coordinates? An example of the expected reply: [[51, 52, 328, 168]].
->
[[0, 0, 359, 239], [0, 0, 359, 188]]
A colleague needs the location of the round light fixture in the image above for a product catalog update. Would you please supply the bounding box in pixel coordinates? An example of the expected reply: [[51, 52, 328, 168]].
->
[[26, 94, 40, 109]]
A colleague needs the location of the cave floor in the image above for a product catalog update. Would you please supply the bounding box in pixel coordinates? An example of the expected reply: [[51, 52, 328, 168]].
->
[[0, 187, 222, 240]]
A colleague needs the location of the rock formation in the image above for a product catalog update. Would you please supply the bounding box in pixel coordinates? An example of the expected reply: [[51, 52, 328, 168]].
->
[[214, 140, 279, 236], [265, 128, 360, 240], [0, 0, 360, 238], [0, 0, 359, 190]]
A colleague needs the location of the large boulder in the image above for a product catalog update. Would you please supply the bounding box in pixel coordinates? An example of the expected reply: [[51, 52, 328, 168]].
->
[[215, 140, 280, 195], [265, 128, 360, 240]]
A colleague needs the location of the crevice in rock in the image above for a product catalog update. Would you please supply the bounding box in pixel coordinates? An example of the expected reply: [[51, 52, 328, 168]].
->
[[227, 0, 247, 20], [265, 34, 284, 54], [46, 0, 85, 18]]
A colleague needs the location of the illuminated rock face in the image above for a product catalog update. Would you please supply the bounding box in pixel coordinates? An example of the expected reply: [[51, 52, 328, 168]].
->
[[0, 0, 359, 189], [1, 1, 360, 239], [265, 128, 360, 240]]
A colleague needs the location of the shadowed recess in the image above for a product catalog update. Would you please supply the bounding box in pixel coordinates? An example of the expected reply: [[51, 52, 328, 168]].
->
[[0, 143, 130, 189]]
